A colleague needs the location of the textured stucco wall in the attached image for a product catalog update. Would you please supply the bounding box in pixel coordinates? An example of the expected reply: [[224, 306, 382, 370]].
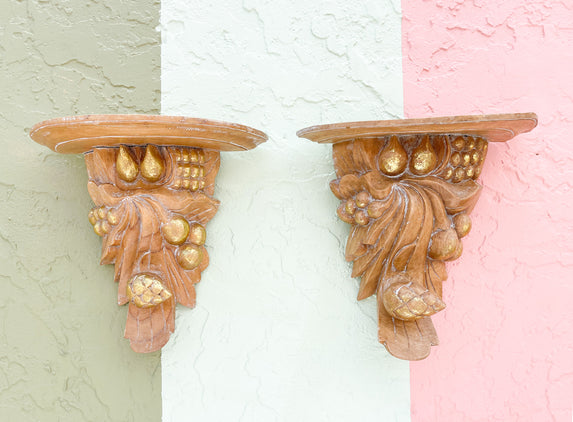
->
[[161, 0, 410, 421], [402, 1, 573, 421], [0, 1, 161, 420]]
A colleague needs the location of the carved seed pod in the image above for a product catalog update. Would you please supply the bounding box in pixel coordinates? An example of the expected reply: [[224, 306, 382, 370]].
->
[[127, 274, 172, 308], [116, 145, 138, 182], [378, 136, 408, 176]]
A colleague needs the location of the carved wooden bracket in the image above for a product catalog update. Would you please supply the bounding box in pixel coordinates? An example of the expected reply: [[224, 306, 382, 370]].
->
[[30, 115, 267, 352], [297, 113, 537, 360]]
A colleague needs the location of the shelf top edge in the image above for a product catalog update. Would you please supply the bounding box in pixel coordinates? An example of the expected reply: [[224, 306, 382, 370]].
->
[[30, 114, 268, 153], [297, 112, 538, 144]]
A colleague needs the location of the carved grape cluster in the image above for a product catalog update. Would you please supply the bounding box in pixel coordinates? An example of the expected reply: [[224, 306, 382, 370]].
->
[[336, 191, 388, 226], [88, 206, 118, 236], [173, 148, 206, 191], [441, 135, 488, 183], [161, 215, 207, 270]]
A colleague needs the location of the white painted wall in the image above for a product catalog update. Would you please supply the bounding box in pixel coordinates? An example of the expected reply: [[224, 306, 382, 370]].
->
[[161, 1, 409, 420]]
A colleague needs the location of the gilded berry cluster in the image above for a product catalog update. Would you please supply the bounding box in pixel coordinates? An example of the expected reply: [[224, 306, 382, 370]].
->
[[441, 135, 488, 183]]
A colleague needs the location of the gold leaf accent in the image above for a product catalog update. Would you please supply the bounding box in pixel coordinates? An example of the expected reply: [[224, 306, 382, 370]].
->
[[188, 223, 206, 246], [177, 244, 203, 270], [140, 145, 164, 182], [378, 135, 407, 176], [382, 278, 446, 322], [88, 208, 97, 225], [428, 228, 459, 260], [116, 146, 138, 182], [162, 216, 190, 245], [127, 274, 172, 309], [410, 135, 438, 175], [107, 208, 119, 225]]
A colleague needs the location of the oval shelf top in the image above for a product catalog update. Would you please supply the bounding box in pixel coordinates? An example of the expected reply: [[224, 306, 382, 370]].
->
[[30, 115, 268, 153], [297, 112, 538, 144]]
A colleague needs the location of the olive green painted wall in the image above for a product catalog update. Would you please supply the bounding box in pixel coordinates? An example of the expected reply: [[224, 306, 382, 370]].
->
[[0, 1, 161, 420]]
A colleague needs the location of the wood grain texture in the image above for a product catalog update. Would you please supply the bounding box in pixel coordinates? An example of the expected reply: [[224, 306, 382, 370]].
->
[[298, 114, 537, 360]]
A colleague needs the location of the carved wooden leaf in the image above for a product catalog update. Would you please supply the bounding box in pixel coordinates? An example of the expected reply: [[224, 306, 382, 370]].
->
[[84, 145, 221, 352], [332, 134, 485, 360]]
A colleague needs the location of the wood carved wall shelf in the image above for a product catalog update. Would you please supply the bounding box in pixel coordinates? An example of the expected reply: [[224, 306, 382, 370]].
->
[[30, 115, 267, 353], [297, 113, 537, 361]]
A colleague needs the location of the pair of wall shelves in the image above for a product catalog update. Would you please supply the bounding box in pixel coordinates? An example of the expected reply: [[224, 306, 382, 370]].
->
[[29, 112, 537, 360]]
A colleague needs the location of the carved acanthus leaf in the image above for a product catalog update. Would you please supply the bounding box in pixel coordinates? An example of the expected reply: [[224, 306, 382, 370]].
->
[[84, 145, 220, 352], [331, 134, 485, 360]]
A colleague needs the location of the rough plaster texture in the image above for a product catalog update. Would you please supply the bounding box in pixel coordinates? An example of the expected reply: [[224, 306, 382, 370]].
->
[[161, 0, 410, 421], [0, 0, 161, 420], [402, 1, 573, 421]]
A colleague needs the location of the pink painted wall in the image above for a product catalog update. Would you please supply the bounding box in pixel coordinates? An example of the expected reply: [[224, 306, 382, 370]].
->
[[402, 1, 573, 421]]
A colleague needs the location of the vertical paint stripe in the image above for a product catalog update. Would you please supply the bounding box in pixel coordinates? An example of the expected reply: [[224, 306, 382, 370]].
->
[[161, 0, 410, 420], [403, 1, 573, 420], [1, 0, 161, 420]]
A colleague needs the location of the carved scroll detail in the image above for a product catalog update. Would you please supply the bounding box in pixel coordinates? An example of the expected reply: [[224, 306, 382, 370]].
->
[[85, 145, 220, 352], [330, 134, 487, 360]]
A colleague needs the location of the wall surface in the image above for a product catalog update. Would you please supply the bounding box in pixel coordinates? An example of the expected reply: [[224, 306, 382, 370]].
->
[[3, 0, 572, 421], [402, 1, 573, 421], [161, 0, 410, 421], [0, 1, 162, 420]]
